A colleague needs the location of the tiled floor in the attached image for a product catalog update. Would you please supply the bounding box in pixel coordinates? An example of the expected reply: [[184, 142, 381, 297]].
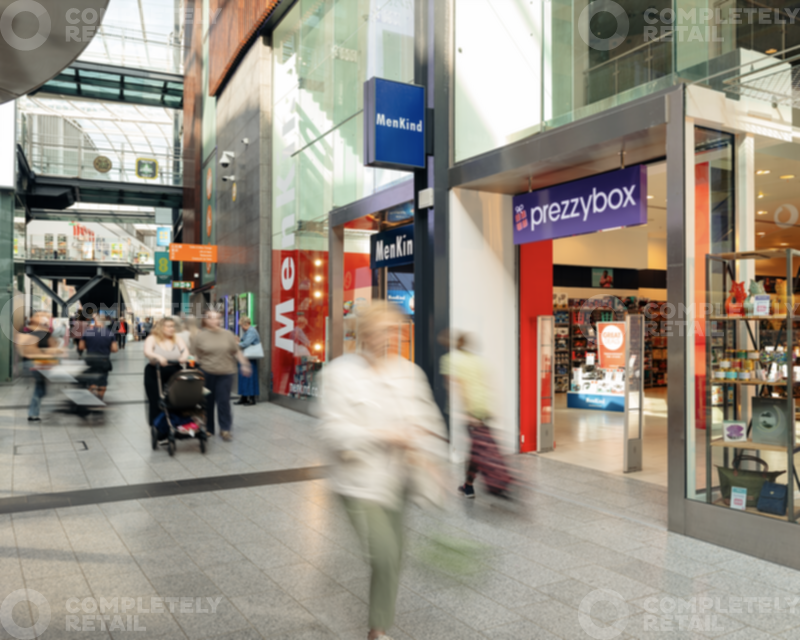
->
[[1, 344, 323, 498], [2, 346, 800, 639], [543, 390, 669, 486]]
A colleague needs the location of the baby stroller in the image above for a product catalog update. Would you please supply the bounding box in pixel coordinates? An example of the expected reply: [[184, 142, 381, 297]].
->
[[151, 364, 208, 456]]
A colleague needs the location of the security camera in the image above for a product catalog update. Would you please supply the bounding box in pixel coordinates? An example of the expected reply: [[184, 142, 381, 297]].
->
[[220, 151, 235, 168], [222, 175, 236, 183]]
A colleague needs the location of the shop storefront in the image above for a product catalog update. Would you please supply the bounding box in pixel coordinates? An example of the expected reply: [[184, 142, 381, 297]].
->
[[254, 0, 800, 566]]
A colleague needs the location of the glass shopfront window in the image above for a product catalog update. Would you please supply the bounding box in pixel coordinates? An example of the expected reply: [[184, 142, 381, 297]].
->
[[270, 0, 415, 403], [687, 122, 800, 522]]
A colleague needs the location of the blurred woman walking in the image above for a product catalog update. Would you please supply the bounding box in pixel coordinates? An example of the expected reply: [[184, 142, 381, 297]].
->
[[319, 303, 446, 640]]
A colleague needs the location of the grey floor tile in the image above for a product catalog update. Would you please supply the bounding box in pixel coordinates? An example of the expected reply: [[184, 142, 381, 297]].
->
[[202, 560, 276, 597]]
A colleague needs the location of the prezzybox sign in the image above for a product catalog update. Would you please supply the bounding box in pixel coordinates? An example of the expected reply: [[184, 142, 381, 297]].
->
[[364, 77, 426, 170], [513, 165, 647, 245], [370, 224, 414, 270], [169, 244, 218, 263], [598, 322, 626, 369]]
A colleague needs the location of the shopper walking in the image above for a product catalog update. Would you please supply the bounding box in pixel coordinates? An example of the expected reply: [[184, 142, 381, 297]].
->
[[235, 316, 261, 406], [191, 309, 251, 441], [17, 311, 63, 422], [143, 317, 189, 426], [319, 303, 446, 640], [71, 312, 88, 356], [116, 317, 128, 350], [441, 332, 511, 499], [80, 315, 118, 401]]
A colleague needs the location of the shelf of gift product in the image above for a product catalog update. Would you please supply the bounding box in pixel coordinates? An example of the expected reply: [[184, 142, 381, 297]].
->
[[555, 309, 570, 393], [642, 301, 668, 388], [568, 303, 625, 392], [705, 248, 800, 524]]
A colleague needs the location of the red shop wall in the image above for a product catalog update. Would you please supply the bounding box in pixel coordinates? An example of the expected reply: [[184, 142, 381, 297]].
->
[[519, 241, 553, 453]]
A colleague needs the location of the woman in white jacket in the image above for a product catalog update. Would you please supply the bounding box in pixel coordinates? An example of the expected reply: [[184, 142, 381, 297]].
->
[[319, 303, 446, 640]]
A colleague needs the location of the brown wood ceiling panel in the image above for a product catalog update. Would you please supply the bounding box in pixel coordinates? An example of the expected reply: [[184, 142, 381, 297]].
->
[[209, 0, 281, 97]]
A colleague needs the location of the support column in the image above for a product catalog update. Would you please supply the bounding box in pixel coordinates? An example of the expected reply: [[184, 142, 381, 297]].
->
[[0, 190, 14, 383], [666, 87, 688, 533], [414, 0, 452, 416]]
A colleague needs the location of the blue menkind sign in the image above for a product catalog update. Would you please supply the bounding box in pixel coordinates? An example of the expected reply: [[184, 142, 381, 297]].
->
[[513, 165, 648, 245], [364, 77, 426, 170], [370, 224, 414, 270]]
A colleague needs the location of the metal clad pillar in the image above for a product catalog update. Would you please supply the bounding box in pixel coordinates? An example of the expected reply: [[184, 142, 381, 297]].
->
[[414, 0, 452, 417]]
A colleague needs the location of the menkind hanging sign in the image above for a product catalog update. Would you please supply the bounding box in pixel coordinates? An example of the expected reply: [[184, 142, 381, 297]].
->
[[513, 165, 647, 245]]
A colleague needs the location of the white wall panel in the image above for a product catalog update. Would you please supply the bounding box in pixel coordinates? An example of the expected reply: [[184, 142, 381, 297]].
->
[[0, 102, 15, 190], [449, 188, 518, 455]]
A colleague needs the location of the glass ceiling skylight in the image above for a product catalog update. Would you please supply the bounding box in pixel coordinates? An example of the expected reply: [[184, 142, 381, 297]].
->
[[78, 0, 184, 74]]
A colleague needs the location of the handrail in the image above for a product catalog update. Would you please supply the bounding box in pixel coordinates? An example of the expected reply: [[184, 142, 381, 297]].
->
[[584, 31, 672, 75]]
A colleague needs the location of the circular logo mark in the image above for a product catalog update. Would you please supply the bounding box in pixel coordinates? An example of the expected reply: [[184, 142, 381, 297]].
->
[[578, 0, 629, 52], [774, 204, 799, 230], [93, 156, 112, 174], [578, 589, 629, 640], [0, 1, 51, 52], [601, 325, 624, 351], [0, 589, 51, 639]]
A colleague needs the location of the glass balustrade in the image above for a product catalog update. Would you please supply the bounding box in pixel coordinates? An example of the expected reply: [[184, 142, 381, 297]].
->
[[23, 137, 182, 186], [25, 234, 154, 265]]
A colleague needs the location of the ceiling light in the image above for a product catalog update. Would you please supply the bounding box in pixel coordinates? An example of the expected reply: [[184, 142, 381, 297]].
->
[[314, 343, 323, 351], [756, 170, 770, 175], [647, 195, 654, 200], [780, 243, 789, 247], [758, 232, 766, 236], [758, 193, 765, 199], [758, 211, 768, 215], [766, 48, 778, 55], [314, 275, 322, 282], [780, 175, 796, 180], [314, 291, 322, 298], [314, 260, 322, 267]]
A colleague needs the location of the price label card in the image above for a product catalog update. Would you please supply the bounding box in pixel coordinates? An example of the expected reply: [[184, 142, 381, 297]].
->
[[586, 353, 596, 366], [730, 487, 748, 510], [754, 295, 772, 316]]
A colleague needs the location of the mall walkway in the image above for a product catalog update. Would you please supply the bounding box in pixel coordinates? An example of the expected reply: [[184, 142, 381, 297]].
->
[[1, 347, 800, 639]]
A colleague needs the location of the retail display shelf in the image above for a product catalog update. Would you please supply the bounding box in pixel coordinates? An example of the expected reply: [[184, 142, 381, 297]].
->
[[708, 315, 795, 321], [713, 379, 787, 386], [710, 438, 800, 453], [712, 499, 800, 521], [705, 249, 800, 523]]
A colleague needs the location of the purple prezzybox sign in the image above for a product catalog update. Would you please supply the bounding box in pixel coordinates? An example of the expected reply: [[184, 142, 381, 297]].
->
[[513, 165, 648, 245]]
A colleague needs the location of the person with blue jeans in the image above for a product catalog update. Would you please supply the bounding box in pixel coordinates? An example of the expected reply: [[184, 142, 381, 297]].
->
[[235, 316, 261, 406], [18, 311, 63, 422], [191, 309, 251, 441]]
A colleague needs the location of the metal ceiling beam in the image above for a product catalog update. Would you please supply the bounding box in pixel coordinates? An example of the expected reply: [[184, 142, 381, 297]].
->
[[29, 209, 156, 224]]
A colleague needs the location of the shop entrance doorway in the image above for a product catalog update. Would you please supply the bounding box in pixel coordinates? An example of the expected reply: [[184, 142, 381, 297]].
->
[[539, 161, 670, 485], [328, 185, 416, 362]]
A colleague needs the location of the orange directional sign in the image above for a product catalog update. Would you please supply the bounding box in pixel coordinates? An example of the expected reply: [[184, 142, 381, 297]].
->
[[169, 243, 218, 263]]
